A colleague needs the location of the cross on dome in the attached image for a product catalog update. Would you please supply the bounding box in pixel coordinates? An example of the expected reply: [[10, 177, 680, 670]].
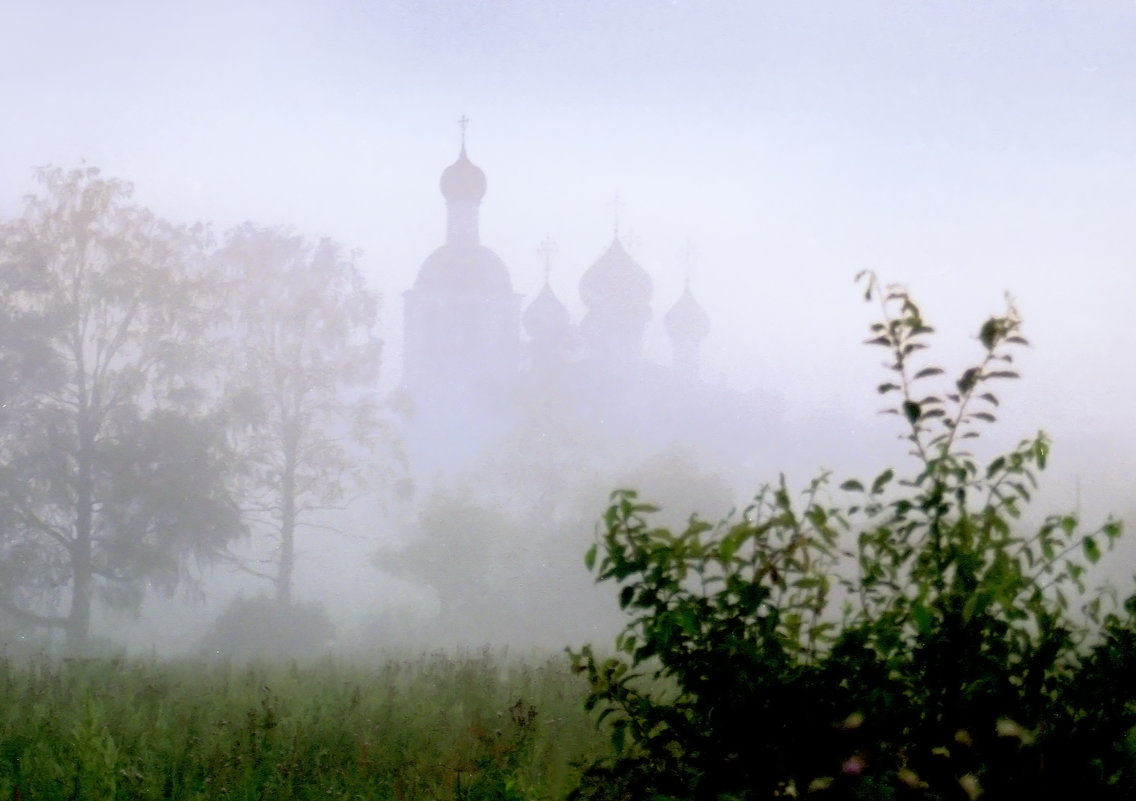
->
[[458, 114, 469, 149], [440, 117, 486, 206], [537, 237, 558, 283], [610, 193, 624, 238]]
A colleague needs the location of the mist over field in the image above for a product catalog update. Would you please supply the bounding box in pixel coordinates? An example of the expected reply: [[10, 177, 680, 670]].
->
[[1, 0, 1134, 659]]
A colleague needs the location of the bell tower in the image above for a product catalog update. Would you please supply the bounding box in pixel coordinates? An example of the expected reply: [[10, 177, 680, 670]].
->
[[402, 119, 521, 471]]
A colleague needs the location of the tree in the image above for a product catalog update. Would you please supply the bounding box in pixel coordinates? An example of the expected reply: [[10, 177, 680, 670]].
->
[[570, 273, 1133, 800], [0, 165, 240, 652], [376, 396, 737, 648], [215, 223, 386, 607]]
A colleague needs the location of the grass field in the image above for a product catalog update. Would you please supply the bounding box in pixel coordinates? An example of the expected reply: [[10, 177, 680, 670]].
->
[[0, 649, 609, 800]]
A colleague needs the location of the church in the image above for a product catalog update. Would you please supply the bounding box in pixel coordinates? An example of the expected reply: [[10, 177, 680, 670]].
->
[[399, 128, 791, 482]]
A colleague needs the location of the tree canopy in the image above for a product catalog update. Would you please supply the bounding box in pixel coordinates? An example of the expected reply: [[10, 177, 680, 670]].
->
[[214, 223, 387, 606], [0, 166, 239, 651]]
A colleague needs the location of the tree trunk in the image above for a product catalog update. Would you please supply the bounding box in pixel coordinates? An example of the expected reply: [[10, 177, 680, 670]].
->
[[68, 411, 95, 654], [277, 450, 296, 608], [67, 560, 92, 654]]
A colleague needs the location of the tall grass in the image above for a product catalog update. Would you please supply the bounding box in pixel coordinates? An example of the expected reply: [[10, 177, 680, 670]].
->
[[0, 649, 606, 800]]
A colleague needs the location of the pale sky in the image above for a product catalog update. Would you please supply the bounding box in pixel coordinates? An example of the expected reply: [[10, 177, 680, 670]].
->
[[3, 0, 1135, 508]]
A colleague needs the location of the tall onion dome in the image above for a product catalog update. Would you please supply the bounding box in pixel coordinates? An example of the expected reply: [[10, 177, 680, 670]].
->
[[402, 130, 519, 402], [439, 145, 487, 245], [411, 143, 508, 294], [578, 237, 652, 362], [664, 280, 711, 380]]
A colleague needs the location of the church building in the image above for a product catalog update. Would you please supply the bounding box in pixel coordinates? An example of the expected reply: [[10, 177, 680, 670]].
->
[[402, 128, 739, 478]]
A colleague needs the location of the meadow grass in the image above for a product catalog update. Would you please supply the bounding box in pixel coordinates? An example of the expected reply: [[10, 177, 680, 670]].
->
[[0, 648, 608, 800]]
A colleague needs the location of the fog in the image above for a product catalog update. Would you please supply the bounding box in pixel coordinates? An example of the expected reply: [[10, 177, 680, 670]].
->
[[1, 0, 1134, 657]]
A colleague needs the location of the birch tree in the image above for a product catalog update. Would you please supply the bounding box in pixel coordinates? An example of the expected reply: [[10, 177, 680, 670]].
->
[[216, 223, 385, 606], [0, 165, 239, 651]]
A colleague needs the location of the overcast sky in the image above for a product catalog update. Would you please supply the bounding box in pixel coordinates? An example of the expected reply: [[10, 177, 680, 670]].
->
[[3, 0, 1135, 507]]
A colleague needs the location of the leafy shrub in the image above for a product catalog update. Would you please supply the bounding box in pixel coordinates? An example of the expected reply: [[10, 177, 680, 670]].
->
[[197, 595, 334, 660], [569, 273, 1135, 800]]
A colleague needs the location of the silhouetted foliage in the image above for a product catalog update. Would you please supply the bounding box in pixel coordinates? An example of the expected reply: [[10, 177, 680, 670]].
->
[[214, 224, 389, 606], [570, 273, 1134, 800], [198, 595, 335, 660], [378, 417, 734, 649], [0, 166, 239, 652]]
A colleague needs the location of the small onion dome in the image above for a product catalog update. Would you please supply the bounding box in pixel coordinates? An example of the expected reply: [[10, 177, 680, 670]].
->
[[414, 243, 512, 294], [579, 237, 653, 310], [523, 281, 572, 343], [664, 284, 711, 343], [440, 147, 487, 204]]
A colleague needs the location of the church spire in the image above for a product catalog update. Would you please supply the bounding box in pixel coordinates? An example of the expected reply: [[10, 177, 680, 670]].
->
[[439, 116, 486, 245], [537, 236, 557, 284], [610, 193, 623, 240]]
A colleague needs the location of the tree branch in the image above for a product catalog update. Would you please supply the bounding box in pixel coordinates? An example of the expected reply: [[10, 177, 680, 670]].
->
[[0, 594, 69, 629]]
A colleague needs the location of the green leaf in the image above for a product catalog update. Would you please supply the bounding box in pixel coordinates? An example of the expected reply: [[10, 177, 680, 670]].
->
[[1083, 536, 1101, 565], [871, 469, 894, 495], [961, 590, 988, 624], [903, 401, 921, 424], [913, 367, 944, 379], [1041, 537, 1055, 561], [957, 367, 980, 394], [584, 544, 597, 572], [719, 533, 739, 563], [979, 317, 1001, 350], [912, 603, 934, 636], [1010, 482, 1032, 502], [611, 719, 626, 751], [676, 606, 700, 636]]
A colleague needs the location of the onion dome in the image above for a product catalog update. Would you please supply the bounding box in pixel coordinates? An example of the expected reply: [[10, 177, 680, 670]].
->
[[579, 237, 653, 310], [440, 147, 487, 204], [523, 281, 572, 344], [664, 283, 711, 344], [413, 243, 512, 294]]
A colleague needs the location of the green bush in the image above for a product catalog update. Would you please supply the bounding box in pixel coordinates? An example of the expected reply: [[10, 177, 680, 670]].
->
[[569, 273, 1135, 801], [197, 595, 335, 660]]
